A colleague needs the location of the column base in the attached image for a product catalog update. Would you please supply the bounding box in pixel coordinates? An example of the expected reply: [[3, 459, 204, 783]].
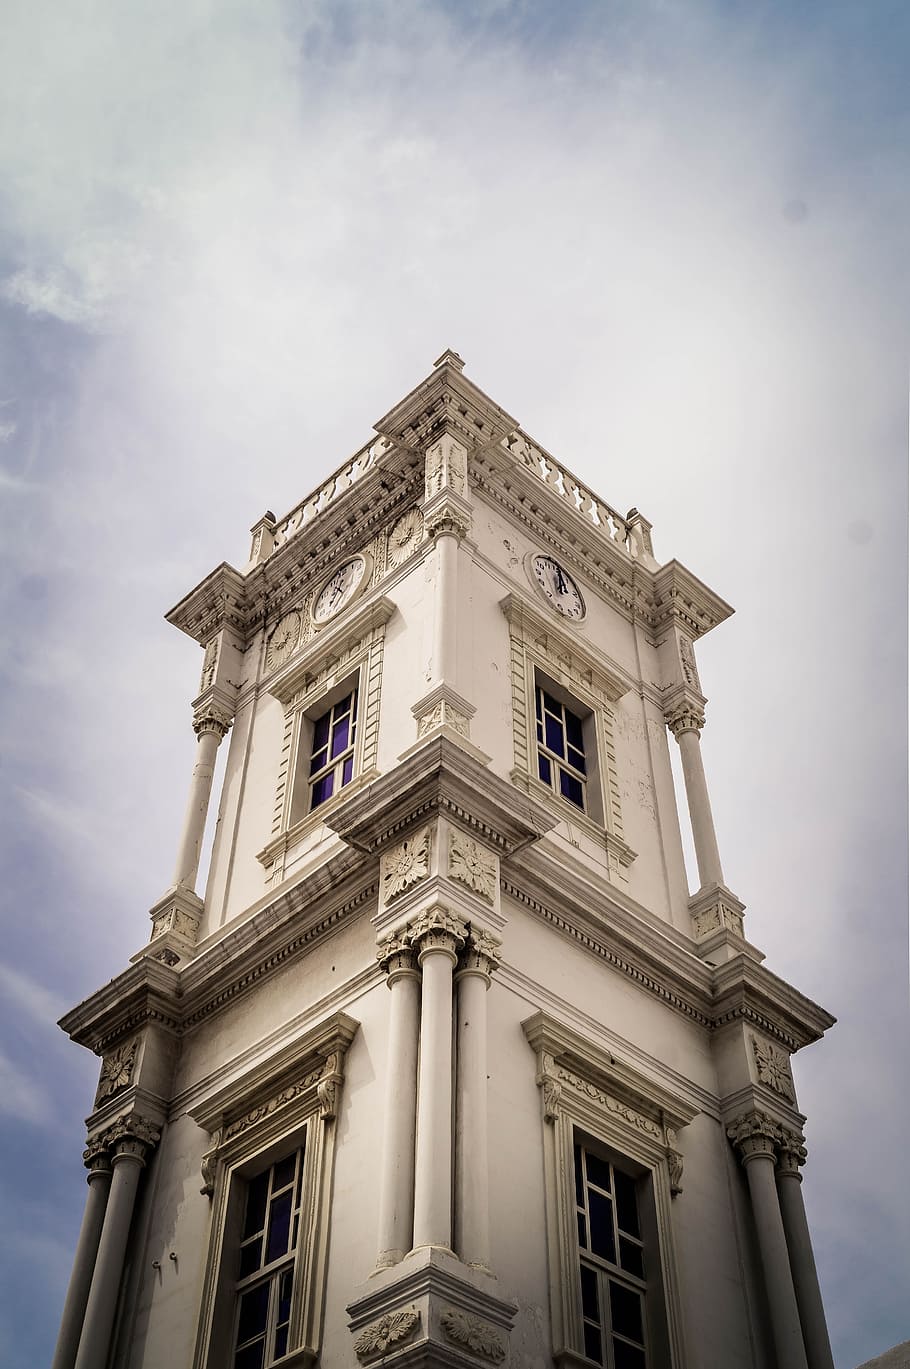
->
[[348, 1246, 516, 1367], [134, 886, 204, 967]]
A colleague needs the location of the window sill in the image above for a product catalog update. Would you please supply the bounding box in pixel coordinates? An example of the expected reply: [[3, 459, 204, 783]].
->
[[256, 768, 380, 875]]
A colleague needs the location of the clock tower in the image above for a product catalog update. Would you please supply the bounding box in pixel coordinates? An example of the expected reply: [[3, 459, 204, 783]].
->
[[54, 350, 835, 1369]]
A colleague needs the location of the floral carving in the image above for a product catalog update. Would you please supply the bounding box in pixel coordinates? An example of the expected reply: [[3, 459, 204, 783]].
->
[[751, 1035, 795, 1102], [388, 509, 423, 568], [381, 828, 430, 904], [223, 1065, 324, 1142], [448, 832, 497, 902], [96, 1039, 138, 1103], [200, 637, 219, 691], [440, 1308, 505, 1364], [535, 1050, 561, 1123], [317, 1051, 344, 1119], [266, 611, 302, 670], [193, 705, 232, 739], [665, 702, 705, 739], [557, 1068, 662, 1139], [353, 1309, 420, 1360], [678, 635, 700, 690], [405, 906, 468, 956], [417, 700, 470, 738]]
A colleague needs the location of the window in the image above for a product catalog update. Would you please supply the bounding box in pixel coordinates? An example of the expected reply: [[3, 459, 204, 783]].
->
[[575, 1143, 648, 1368], [536, 685, 588, 811], [308, 688, 358, 811], [233, 1147, 305, 1368]]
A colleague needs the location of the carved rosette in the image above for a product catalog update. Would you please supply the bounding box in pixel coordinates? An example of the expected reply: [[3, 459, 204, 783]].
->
[[448, 832, 498, 904], [439, 1307, 506, 1364], [665, 701, 706, 739], [751, 1035, 796, 1103], [192, 705, 233, 740], [387, 509, 424, 568], [95, 1038, 139, 1105], [353, 1309, 420, 1361], [381, 828, 431, 905]]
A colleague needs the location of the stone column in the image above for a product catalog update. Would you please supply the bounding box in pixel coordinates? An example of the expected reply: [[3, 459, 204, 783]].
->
[[171, 708, 231, 890], [411, 908, 466, 1251], [432, 527, 459, 687], [74, 1121, 159, 1369], [454, 929, 501, 1270], [728, 1113, 808, 1369], [666, 703, 724, 889], [51, 1152, 112, 1369], [777, 1133, 836, 1369], [375, 936, 421, 1269]]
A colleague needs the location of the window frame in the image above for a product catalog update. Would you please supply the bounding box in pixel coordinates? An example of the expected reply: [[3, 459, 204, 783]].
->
[[189, 1012, 357, 1369], [534, 675, 600, 819], [523, 1012, 694, 1369], [291, 674, 361, 824]]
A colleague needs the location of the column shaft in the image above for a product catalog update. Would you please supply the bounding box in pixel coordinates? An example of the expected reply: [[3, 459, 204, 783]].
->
[[743, 1153, 809, 1369], [413, 948, 456, 1249], [172, 727, 221, 889], [51, 1164, 112, 1369], [777, 1170, 836, 1369], [375, 964, 420, 1267], [677, 728, 724, 888], [455, 969, 490, 1268], [432, 532, 458, 687], [74, 1149, 145, 1369]]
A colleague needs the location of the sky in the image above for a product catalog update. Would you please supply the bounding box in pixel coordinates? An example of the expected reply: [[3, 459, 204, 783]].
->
[[0, 1, 907, 1365]]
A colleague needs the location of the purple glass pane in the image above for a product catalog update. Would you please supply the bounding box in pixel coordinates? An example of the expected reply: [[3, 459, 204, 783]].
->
[[580, 1263, 600, 1322], [538, 753, 552, 785], [244, 1172, 270, 1239], [311, 772, 334, 808], [619, 1236, 644, 1280], [574, 1145, 585, 1208], [341, 755, 354, 786], [577, 1210, 588, 1250], [545, 713, 565, 757], [543, 690, 561, 717], [589, 1190, 616, 1263], [237, 1284, 269, 1344], [535, 690, 542, 721], [312, 713, 330, 750], [266, 1192, 293, 1264], [277, 1268, 293, 1324], [309, 746, 328, 777], [331, 715, 350, 758], [586, 1152, 611, 1193], [559, 769, 584, 808], [613, 1342, 645, 1369], [274, 1326, 288, 1359], [567, 745, 586, 775], [583, 1322, 604, 1365], [238, 1238, 262, 1279], [273, 1154, 296, 1192], [565, 708, 584, 749]]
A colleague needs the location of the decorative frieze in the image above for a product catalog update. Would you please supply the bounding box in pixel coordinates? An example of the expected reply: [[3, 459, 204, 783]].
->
[[95, 1039, 138, 1105], [223, 1064, 326, 1144], [353, 1309, 420, 1361], [751, 1034, 796, 1102], [440, 1307, 506, 1364], [448, 832, 497, 903], [558, 1067, 664, 1141], [381, 828, 431, 904]]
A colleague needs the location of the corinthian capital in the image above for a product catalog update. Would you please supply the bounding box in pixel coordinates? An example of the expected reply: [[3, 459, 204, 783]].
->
[[457, 926, 503, 982], [776, 1126, 808, 1177], [406, 905, 468, 961], [665, 701, 706, 739], [726, 1109, 782, 1164], [193, 705, 233, 739]]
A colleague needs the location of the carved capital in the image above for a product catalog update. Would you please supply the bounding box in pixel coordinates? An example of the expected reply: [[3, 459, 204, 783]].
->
[[727, 1110, 781, 1164], [425, 503, 472, 542], [86, 1113, 161, 1168], [665, 701, 705, 739], [353, 1309, 420, 1361], [406, 906, 468, 961], [381, 827, 431, 905], [376, 932, 420, 981], [440, 1307, 506, 1364], [458, 926, 503, 982], [192, 705, 233, 739], [777, 1126, 807, 1178]]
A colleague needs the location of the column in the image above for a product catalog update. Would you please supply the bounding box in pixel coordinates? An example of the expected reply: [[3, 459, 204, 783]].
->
[[777, 1136, 836, 1369], [375, 937, 421, 1269], [171, 709, 231, 890], [454, 931, 500, 1269], [74, 1123, 158, 1369], [728, 1114, 808, 1369], [667, 704, 724, 889], [411, 909, 466, 1250], [432, 528, 458, 687], [51, 1152, 112, 1369]]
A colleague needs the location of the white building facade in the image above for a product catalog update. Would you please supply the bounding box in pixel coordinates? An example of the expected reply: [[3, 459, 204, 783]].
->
[[54, 351, 835, 1369]]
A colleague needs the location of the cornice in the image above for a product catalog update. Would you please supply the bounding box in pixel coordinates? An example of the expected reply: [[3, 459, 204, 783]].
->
[[373, 353, 518, 454], [165, 562, 249, 646], [59, 959, 181, 1055], [325, 735, 557, 857], [650, 560, 734, 641], [711, 957, 835, 1052]]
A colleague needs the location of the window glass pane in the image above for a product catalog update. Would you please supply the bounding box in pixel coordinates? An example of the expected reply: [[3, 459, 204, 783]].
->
[[559, 769, 584, 808], [312, 713, 330, 751], [237, 1284, 270, 1344], [588, 1190, 616, 1263], [577, 1210, 588, 1250], [536, 720, 543, 743], [309, 747, 328, 777], [619, 1236, 644, 1280], [543, 691, 562, 717], [266, 1192, 293, 1264], [234, 1342, 265, 1369], [341, 755, 354, 786], [273, 1154, 296, 1192], [585, 1152, 612, 1193], [567, 744, 586, 774], [273, 1326, 288, 1360], [331, 715, 350, 758], [538, 753, 552, 785], [609, 1281, 644, 1343], [238, 1238, 262, 1280], [545, 713, 565, 756], [580, 1263, 600, 1321], [583, 1322, 604, 1364], [244, 1173, 270, 1239], [336, 692, 353, 717], [565, 708, 584, 749], [614, 1170, 640, 1239], [574, 1144, 585, 1208], [535, 689, 542, 721], [277, 1268, 293, 1323], [311, 772, 334, 808], [612, 1341, 646, 1369]]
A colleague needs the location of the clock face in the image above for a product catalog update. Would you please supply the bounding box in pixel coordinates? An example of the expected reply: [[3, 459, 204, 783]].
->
[[312, 556, 368, 624], [531, 554, 585, 619], [266, 611, 301, 669], [388, 509, 423, 568]]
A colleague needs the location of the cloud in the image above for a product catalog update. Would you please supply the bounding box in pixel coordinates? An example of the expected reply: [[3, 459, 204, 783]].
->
[[0, 1046, 53, 1124], [0, 963, 64, 1025]]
